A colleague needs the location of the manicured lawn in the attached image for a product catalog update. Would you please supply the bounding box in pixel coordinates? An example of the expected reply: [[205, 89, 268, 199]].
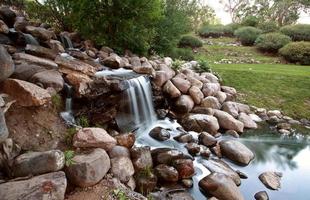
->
[[212, 63, 310, 119]]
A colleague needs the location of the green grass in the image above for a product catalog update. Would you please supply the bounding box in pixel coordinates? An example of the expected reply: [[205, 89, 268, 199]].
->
[[212, 63, 310, 119]]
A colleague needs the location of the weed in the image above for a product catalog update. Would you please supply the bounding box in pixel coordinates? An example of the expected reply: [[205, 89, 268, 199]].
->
[[64, 150, 75, 167], [113, 189, 128, 200], [65, 127, 77, 146], [172, 59, 184, 71], [51, 94, 63, 110], [77, 116, 89, 127]]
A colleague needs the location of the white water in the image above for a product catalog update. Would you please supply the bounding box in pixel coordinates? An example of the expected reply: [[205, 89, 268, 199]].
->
[[60, 84, 75, 125], [59, 35, 74, 49]]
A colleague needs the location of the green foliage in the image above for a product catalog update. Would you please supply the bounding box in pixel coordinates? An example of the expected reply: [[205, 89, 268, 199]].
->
[[139, 166, 153, 178], [198, 24, 234, 38], [65, 127, 77, 146], [280, 24, 310, 41], [64, 150, 75, 167], [255, 33, 292, 53], [241, 16, 259, 27], [225, 23, 241, 32], [258, 21, 278, 33], [168, 48, 194, 61], [234, 26, 262, 46], [51, 94, 62, 110], [113, 189, 128, 200], [279, 42, 310, 65], [195, 59, 211, 73], [171, 59, 185, 70], [179, 35, 203, 48], [77, 116, 89, 128]]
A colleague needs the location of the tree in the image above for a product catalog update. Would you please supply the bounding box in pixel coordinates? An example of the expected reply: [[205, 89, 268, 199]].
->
[[220, 0, 250, 22]]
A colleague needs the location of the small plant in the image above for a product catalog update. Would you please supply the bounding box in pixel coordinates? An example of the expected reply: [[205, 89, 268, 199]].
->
[[77, 116, 89, 127], [179, 35, 203, 48], [255, 33, 292, 53], [279, 41, 310, 65], [139, 166, 153, 178], [195, 59, 211, 73], [64, 150, 75, 167], [234, 26, 262, 46], [172, 59, 184, 70], [113, 189, 128, 200], [65, 127, 77, 146], [51, 94, 63, 110]]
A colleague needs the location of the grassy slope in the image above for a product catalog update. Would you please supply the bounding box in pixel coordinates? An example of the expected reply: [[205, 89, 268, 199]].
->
[[195, 37, 310, 119]]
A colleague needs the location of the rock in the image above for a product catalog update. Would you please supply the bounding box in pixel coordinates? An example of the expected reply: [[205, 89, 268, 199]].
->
[[210, 143, 222, 158], [153, 71, 169, 87], [185, 143, 201, 155], [25, 44, 57, 60], [199, 132, 217, 147], [154, 164, 179, 182], [135, 171, 157, 195], [203, 158, 241, 185], [236, 103, 251, 114], [219, 139, 254, 165], [172, 159, 195, 179], [152, 148, 193, 165], [254, 191, 269, 200], [102, 53, 122, 69], [25, 26, 55, 41], [181, 114, 219, 135], [202, 83, 221, 97], [221, 86, 237, 97], [171, 77, 191, 94], [215, 91, 227, 103], [149, 127, 170, 141], [29, 70, 64, 92], [73, 127, 117, 151], [111, 156, 135, 183], [200, 148, 211, 159], [0, 20, 9, 34], [0, 109, 8, 143], [267, 116, 281, 124], [238, 112, 257, 129], [65, 72, 92, 97], [267, 110, 282, 118], [174, 133, 193, 143], [278, 129, 290, 134], [249, 113, 263, 122], [49, 39, 65, 53], [0, 45, 14, 82], [115, 133, 135, 148], [222, 101, 239, 118], [12, 150, 64, 177], [187, 76, 203, 89], [189, 86, 204, 104], [14, 53, 58, 70], [174, 95, 194, 113], [0, 171, 66, 200], [202, 72, 219, 83], [259, 171, 282, 190], [108, 145, 130, 158], [182, 179, 194, 188], [225, 130, 239, 138], [133, 65, 155, 76], [2, 79, 51, 106], [13, 16, 28, 32], [201, 96, 221, 109], [191, 107, 214, 115], [163, 80, 181, 98], [277, 123, 291, 130], [214, 110, 244, 133], [66, 148, 110, 187], [130, 147, 153, 172], [199, 173, 244, 200], [130, 56, 141, 67], [0, 7, 16, 27], [236, 170, 248, 179]]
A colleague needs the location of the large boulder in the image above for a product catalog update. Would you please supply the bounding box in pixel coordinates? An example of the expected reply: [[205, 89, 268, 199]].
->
[[199, 173, 244, 200], [215, 91, 227, 104], [149, 127, 170, 141], [25, 26, 55, 41], [25, 44, 57, 60], [133, 65, 155, 76], [238, 112, 258, 129], [55, 56, 96, 76], [173, 95, 194, 113], [181, 114, 219, 135], [221, 86, 237, 97], [0, 171, 67, 200], [222, 101, 239, 118], [172, 159, 195, 179], [66, 148, 110, 187], [29, 70, 64, 92], [201, 96, 221, 109], [219, 139, 255, 165], [111, 156, 135, 183], [108, 145, 130, 158], [73, 127, 117, 151], [0, 45, 14, 82], [214, 109, 244, 133], [130, 147, 153, 172], [65, 72, 92, 97], [187, 75, 203, 89], [189, 86, 204, 104], [158, 63, 175, 79], [154, 164, 179, 182], [103, 53, 122, 69], [259, 171, 282, 190], [171, 77, 191, 94], [12, 62, 45, 81], [199, 132, 217, 147], [153, 71, 169, 87], [13, 53, 58, 70], [202, 83, 221, 97], [0, 7, 16, 27], [2, 79, 51, 106], [163, 80, 181, 98], [202, 72, 219, 83], [12, 150, 64, 177]]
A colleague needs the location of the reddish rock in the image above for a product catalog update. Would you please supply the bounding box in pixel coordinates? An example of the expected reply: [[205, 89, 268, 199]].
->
[[172, 159, 195, 179], [115, 133, 135, 148]]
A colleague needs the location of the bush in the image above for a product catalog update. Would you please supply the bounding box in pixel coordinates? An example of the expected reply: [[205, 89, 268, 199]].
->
[[279, 42, 310, 65], [179, 35, 203, 48], [241, 16, 259, 27], [234, 26, 262, 46], [195, 59, 211, 73], [280, 24, 310, 41], [168, 48, 194, 61], [258, 21, 278, 33], [255, 33, 292, 53], [198, 24, 234, 38], [225, 23, 241, 32]]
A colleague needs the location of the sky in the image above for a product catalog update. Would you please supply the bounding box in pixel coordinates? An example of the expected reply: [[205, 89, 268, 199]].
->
[[205, 0, 310, 24]]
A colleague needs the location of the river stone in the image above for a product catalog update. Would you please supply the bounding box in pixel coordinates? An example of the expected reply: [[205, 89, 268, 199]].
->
[[214, 109, 244, 133], [171, 77, 191, 94], [174, 133, 193, 143], [210, 142, 222, 158], [254, 191, 269, 200], [181, 114, 219, 135], [199, 132, 217, 147], [174, 95, 194, 113], [199, 173, 244, 200], [172, 159, 195, 179], [221, 101, 239, 118], [153, 71, 169, 87], [2, 79, 51, 106], [66, 148, 110, 187], [201, 96, 221, 109], [191, 107, 214, 115], [29, 70, 64, 92], [111, 156, 135, 183], [12, 150, 64, 177], [73, 127, 116, 151], [238, 112, 258, 129], [163, 80, 181, 98], [130, 147, 153, 172], [152, 148, 193, 165], [0, 171, 66, 200], [249, 113, 263, 122], [221, 86, 237, 97], [220, 139, 254, 165], [108, 145, 130, 158], [0, 45, 14, 82], [149, 127, 170, 141], [202, 72, 219, 83], [187, 75, 203, 89], [200, 148, 211, 159], [25, 26, 55, 41], [154, 164, 179, 182], [225, 130, 240, 138], [0, 7, 16, 27], [202, 158, 241, 186], [202, 83, 221, 97], [133, 65, 155, 76], [267, 110, 282, 118], [115, 132, 135, 148], [189, 86, 204, 104], [259, 171, 282, 190], [185, 143, 201, 155], [215, 91, 227, 103]]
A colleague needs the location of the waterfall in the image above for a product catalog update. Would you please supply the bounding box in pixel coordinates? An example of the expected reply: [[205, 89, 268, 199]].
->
[[116, 76, 157, 133], [60, 83, 75, 125], [59, 35, 73, 49], [23, 33, 39, 46]]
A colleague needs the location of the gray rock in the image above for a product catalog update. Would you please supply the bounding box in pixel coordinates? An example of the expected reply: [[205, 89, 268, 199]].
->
[[149, 127, 170, 141], [181, 114, 219, 135], [29, 70, 64, 92], [174, 133, 193, 143], [0, 109, 9, 143], [25, 44, 57, 60], [214, 109, 244, 133], [202, 83, 221, 96], [238, 112, 257, 129], [0, 171, 66, 200], [199, 132, 217, 147], [259, 171, 282, 190], [221, 101, 239, 118], [220, 139, 254, 165], [254, 191, 269, 200], [111, 156, 135, 183], [108, 145, 130, 158], [0, 45, 15, 82]]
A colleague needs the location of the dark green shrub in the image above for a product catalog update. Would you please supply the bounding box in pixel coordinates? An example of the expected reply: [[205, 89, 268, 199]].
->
[[198, 24, 234, 38], [279, 42, 310, 65], [234, 26, 262, 46], [255, 33, 292, 53], [195, 59, 211, 73], [168, 48, 194, 61], [179, 35, 203, 48], [258, 21, 278, 33], [280, 24, 310, 41], [241, 16, 259, 27]]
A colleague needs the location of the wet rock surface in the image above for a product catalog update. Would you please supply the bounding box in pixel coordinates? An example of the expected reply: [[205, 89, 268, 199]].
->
[[149, 127, 171, 141], [259, 171, 282, 190]]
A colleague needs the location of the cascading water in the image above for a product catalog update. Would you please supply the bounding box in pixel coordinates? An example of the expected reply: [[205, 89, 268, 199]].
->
[[60, 83, 75, 125], [59, 35, 73, 49]]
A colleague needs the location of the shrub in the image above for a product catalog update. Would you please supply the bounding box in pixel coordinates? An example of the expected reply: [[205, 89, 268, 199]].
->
[[168, 48, 194, 61], [195, 59, 211, 73], [258, 21, 278, 33], [198, 24, 234, 38], [280, 24, 310, 41], [179, 35, 203, 48], [255, 33, 292, 53], [234, 26, 262, 46], [225, 23, 241, 32], [77, 116, 89, 127], [279, 42, 310, 65], [241, 16, 259, 27]]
